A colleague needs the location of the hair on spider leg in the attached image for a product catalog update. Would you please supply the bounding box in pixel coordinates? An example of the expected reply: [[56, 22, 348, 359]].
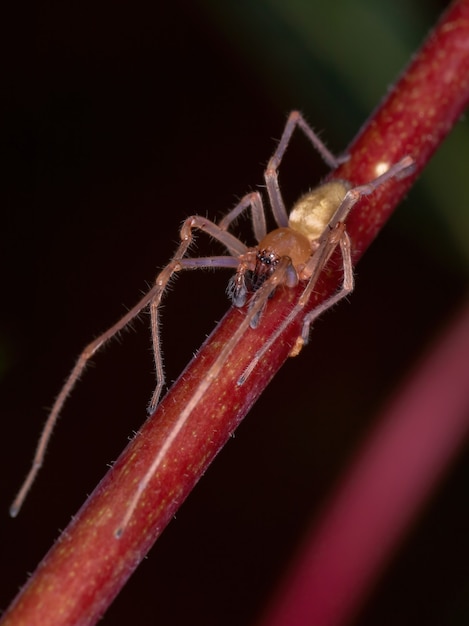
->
[[10, 110, 414, 528]]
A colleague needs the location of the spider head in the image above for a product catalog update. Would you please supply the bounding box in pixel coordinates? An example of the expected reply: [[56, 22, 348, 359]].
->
[[252, 249, 280, 286]]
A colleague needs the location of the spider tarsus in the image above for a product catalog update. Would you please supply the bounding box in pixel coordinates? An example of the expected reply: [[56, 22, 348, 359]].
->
[[336, 153, 351, 166], [147, 399, 159, 416], [396, 155, 416, 178], [288, 336, 305, 358]]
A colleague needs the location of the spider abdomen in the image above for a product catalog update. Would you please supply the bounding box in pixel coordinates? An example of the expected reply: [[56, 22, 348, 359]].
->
[[288, 180, 350, 243]]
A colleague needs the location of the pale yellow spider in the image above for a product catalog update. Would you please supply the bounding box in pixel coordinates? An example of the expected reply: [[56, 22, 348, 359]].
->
[[10, 111, 414, 520]]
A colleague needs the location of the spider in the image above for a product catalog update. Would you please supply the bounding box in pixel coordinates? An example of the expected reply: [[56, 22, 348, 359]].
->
[[10, 111, 414, 520]]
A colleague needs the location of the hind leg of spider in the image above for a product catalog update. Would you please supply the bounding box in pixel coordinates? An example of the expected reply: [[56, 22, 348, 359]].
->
[[291, 228, 354, 356], [327, 155, 415, 229], [264, 111, 348, 227], [283, 156, 415, 357]]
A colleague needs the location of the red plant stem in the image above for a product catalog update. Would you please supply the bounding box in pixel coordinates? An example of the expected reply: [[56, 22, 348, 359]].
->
[[258, 299, 469, 626], [2, 1, 469, 625]]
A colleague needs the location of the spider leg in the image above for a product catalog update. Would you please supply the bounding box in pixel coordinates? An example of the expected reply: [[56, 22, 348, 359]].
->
[[147, 215, 247, 414], [9, 284, 161, 518], [218, 191, 267, 243], [265, 111, 346, 228], [327, 155, 415, 229], [10, 215, 244, 517], [294, 228, 353, 353]]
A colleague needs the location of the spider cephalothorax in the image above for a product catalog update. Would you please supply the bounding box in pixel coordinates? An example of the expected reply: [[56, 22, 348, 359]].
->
[[227, 179, 353, 325]]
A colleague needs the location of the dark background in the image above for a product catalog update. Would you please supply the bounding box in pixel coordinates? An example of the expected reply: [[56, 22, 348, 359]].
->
[[2, 1, 469, 624]]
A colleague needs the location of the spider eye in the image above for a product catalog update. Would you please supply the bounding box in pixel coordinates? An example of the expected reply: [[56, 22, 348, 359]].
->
[[257, 250, 277, 266]]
